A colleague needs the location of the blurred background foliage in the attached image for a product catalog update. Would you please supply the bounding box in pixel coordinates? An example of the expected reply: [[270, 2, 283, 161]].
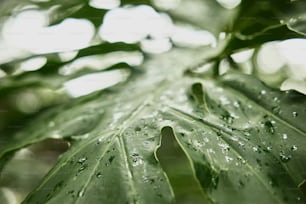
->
[[0, 0, 306, 203]]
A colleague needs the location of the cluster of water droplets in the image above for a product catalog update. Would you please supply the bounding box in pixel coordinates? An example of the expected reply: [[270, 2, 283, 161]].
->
[[131, 153, 144, 167], [77, 156, 88, 175]]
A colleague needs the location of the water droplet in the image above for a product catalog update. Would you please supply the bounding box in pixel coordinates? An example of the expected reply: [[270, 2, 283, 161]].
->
[[77, 164, 88, 174], [179, 132, 185, 137], [193, 140, 204, 148], [67, 190, 75, 198], [233, 101, 240, 108], [96, 172, 102, 178], [219, 143, 230, 153], [97, 138, 103, 144], [225, 156, 234, 162], [230, 135, 238, 141], [143, 177, 155, 184], [279, 151, 291, 162], [243, 131, 251, 137], [53, 181, 64, 192], [282, 134, 288, 140], [108, 155, 115, 163], [292, 112, 298, 117], [135, 126, 141, 131], [131, 153, 143, 166], [78, 157, 87, 164], [78, 189, 85, 197], [221, 114, 234, 124], [238, 179, 245, 187], [264, 121, 275, 134], [238, 141, 245, 148], [237, 156, 246, 165], [291, 145, 298, 151]]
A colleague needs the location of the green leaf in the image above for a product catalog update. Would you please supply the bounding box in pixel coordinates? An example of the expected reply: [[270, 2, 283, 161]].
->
[[2, 48, 305, 203], [225, 0, 306, 53], [1, 0, 306, 203], [224, 24, 303, 53]]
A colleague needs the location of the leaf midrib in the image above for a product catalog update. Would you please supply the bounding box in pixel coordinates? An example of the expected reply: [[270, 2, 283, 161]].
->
[[25, 77, 175, 203]]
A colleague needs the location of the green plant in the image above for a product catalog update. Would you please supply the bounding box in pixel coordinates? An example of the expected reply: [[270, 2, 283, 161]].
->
[[0, 0, 306, 203]]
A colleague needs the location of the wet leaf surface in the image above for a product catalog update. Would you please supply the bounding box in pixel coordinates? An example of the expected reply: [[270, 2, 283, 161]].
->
[[1, 48, 305, 203], [0, 1, 306, 204]]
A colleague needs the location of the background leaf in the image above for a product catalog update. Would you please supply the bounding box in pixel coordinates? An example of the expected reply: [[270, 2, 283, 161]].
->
[[224, 0, 306, 53]]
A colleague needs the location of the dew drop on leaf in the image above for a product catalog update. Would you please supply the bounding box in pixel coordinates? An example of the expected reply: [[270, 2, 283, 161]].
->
[[230, 135, 238, 141], [78, 189, 85, 197], [252, 146, 259, 152], [264, 121, 275, 134], [96, 172, 102, 178], [67, 190, 75, 198], [143, 177, 155, 184], [77, 164, 88, 174], [238, 179, 245, 188], [219, 143, 230, 153], [292, 112, 298, 117], [233, 101, 240, 108], [108, 155, 115, 163], [53, 181, 64, 193], [221, 114, 234, 124], [291, 145, 298, 151], [237, 156, 246, 165], [97, 138, 103, 144], [279, 151, 291, 162], [131, 153, 143, 166], [79, 166, 86, 171], [225, 156, 234, 162], [135, 126, 141, 131], [78, 157, 87, 164]]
